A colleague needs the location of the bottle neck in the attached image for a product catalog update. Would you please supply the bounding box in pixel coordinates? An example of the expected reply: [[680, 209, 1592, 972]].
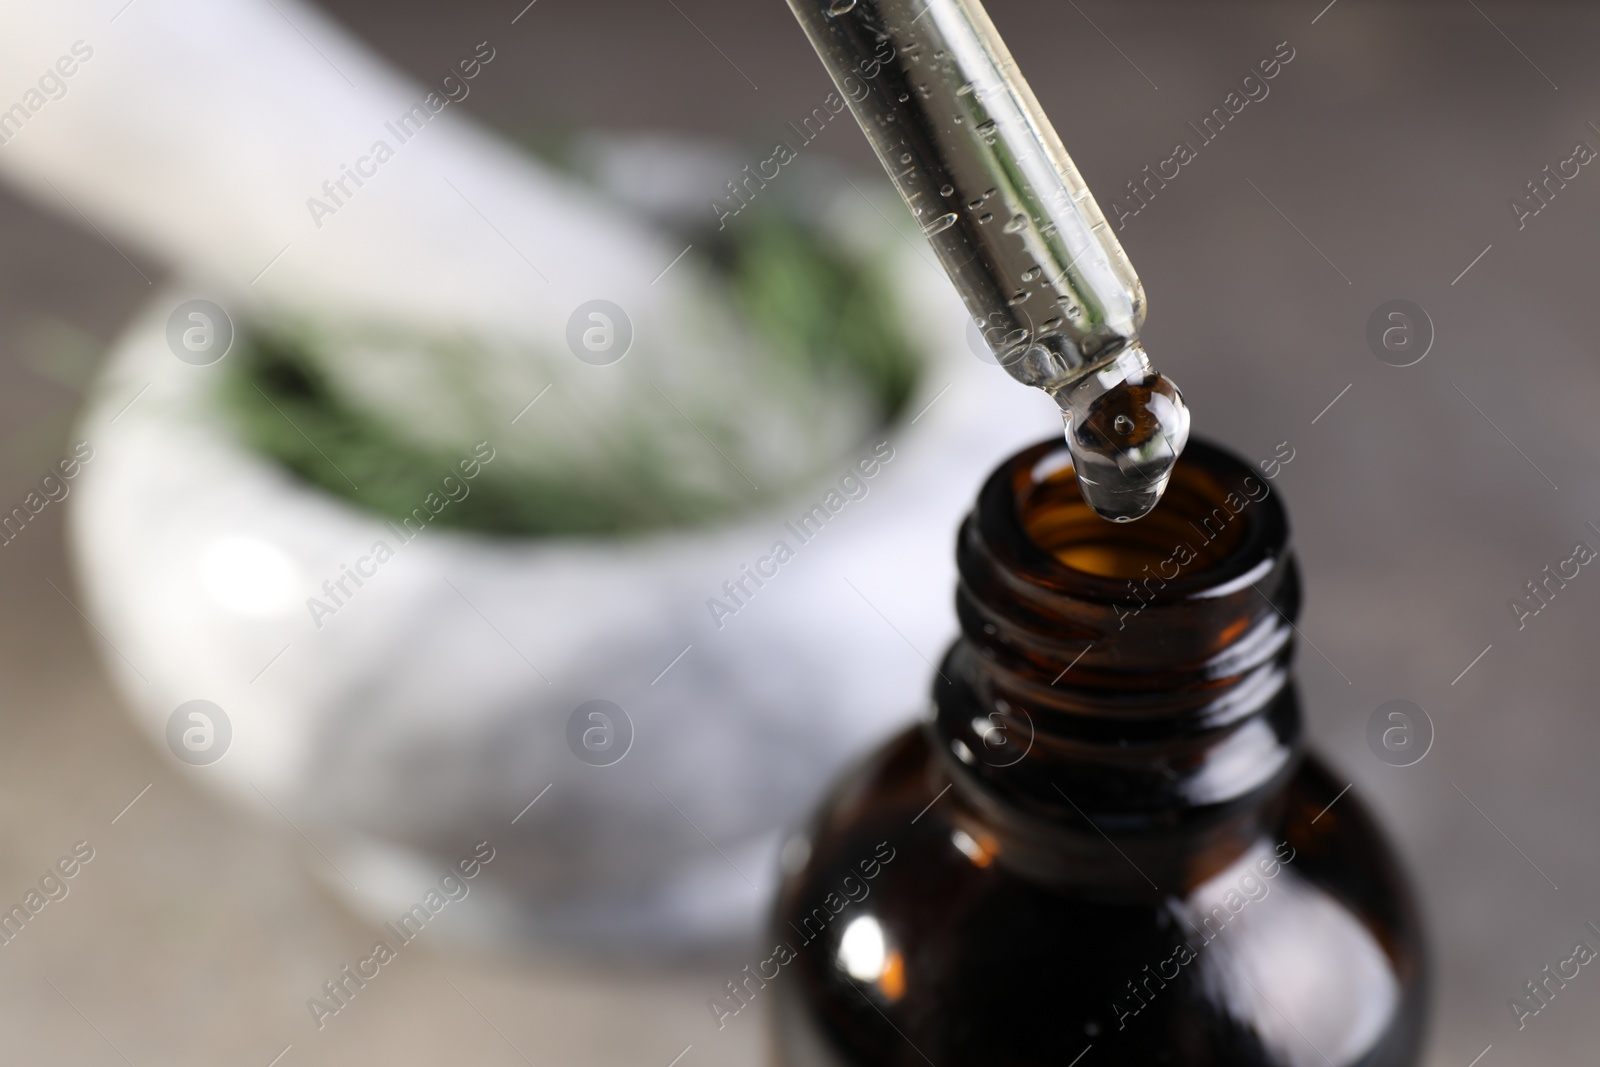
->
[[928, 439, 1302, 893]]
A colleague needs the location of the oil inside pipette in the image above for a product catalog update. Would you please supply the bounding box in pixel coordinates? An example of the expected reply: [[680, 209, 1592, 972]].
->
[[785, 0, 1192, 522]]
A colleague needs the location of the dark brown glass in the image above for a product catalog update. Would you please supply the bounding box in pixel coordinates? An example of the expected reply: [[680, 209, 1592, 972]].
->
[[769, 438, 1426, 1066]]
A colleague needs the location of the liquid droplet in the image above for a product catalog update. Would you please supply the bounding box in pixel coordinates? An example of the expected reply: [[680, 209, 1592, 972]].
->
[[922, 212, 959, 236], [1054, 346, 1190, 523], [1002, 213, 1028, 234], [828, 0, 857, 14], [940, 184, 955, 197], [898, 93, 910, 102]]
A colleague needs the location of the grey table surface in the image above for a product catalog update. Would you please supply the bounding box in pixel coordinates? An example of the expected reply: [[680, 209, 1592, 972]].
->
[[0, 0, 1596, 1063]]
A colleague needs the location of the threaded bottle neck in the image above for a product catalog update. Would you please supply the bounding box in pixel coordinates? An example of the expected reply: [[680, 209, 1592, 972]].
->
[[929, 439, 1303, 886]]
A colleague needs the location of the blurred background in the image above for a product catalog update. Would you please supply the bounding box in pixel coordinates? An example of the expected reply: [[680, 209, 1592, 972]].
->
[[0, 0, 1597, 1063]]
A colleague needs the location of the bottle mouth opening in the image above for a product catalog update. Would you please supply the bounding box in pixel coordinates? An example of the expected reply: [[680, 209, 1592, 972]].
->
[[994, 438, 1286, 601]]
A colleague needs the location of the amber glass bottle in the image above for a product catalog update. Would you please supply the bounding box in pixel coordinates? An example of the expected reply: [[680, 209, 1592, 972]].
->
[[770, 438, 1426, 1066]]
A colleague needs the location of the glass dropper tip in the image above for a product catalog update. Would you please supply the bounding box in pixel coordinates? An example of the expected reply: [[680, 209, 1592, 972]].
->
[[782, 0, 1191, 522], [1055, 345, 1190, 523]]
